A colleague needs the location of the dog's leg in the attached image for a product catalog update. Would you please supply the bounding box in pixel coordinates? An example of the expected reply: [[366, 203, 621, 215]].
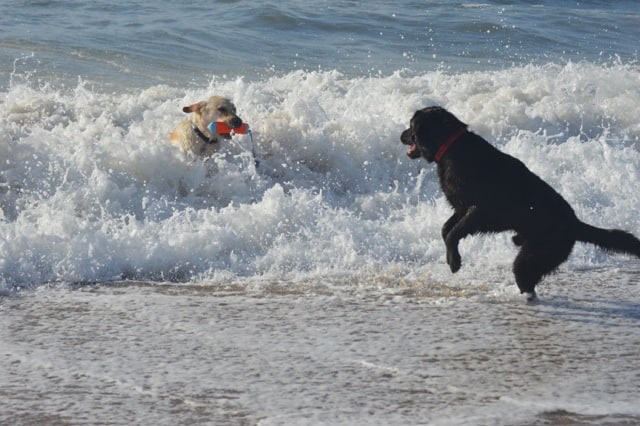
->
[[442, 213, 460, 242], [443, 206, 482, 273], [512, 237, 575, 297]]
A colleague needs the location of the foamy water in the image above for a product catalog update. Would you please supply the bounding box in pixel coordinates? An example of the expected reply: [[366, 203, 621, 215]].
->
[[2, 63, 639, 291]]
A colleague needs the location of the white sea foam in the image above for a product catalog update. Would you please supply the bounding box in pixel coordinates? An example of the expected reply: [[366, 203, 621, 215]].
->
[[1, 62, 640, 292]]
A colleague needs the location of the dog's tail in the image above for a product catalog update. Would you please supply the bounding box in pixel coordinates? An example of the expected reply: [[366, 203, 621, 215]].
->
[[576, 221, 640, 257]]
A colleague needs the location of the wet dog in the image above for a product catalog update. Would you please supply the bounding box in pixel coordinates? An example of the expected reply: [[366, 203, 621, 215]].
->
[[170, 96, 243, 157], [401, 106, 640, 300]]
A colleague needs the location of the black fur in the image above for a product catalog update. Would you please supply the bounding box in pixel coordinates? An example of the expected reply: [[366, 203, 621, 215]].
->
[[401, 106, 640, 297]]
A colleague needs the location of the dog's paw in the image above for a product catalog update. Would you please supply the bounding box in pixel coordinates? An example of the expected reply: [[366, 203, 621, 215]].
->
[[524, 291, 537, 303], [446, 249, 461, 273]]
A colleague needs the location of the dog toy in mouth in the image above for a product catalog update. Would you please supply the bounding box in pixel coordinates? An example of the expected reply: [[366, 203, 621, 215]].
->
[[207, 122, 250, 135]]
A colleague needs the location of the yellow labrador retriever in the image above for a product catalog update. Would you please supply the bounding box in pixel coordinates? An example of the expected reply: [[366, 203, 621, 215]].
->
[[169, 96, 243, 157]]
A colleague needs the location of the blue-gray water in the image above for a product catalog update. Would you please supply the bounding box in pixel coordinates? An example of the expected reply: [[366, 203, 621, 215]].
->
[[2, 1, 638, 89], [2, 1, 640, 425]]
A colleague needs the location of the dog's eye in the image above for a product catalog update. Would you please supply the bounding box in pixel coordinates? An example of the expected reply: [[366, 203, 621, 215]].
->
[[217, 107, 228, 114]]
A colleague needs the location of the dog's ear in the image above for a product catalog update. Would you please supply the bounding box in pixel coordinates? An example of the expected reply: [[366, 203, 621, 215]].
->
[[182, 101, 206, 114]]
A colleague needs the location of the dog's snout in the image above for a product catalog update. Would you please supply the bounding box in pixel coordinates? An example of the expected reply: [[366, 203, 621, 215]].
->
[[229, 116, 243, 128], [400, 128, 412, 145]]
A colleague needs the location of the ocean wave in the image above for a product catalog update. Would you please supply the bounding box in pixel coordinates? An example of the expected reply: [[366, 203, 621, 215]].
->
[[2, 62, 639, 290]]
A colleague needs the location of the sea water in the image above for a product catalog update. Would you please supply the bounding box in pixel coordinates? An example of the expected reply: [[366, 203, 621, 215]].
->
[[1, 1, 640, 425]]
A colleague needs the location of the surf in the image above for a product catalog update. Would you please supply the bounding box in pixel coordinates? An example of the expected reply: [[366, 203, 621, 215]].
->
[[1, 62, 639, 292]]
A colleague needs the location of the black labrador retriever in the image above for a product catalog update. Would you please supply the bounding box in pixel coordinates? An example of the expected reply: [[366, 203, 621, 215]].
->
[[401, 106, 640, 300]]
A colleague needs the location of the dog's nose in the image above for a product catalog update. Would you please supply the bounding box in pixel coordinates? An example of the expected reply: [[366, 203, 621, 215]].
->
[[400, 128, 412, 144], [229, 116, 243, 128]]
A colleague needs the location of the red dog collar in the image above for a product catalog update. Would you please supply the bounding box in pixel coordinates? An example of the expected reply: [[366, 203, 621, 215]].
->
[[434, 127, 468, 162]]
